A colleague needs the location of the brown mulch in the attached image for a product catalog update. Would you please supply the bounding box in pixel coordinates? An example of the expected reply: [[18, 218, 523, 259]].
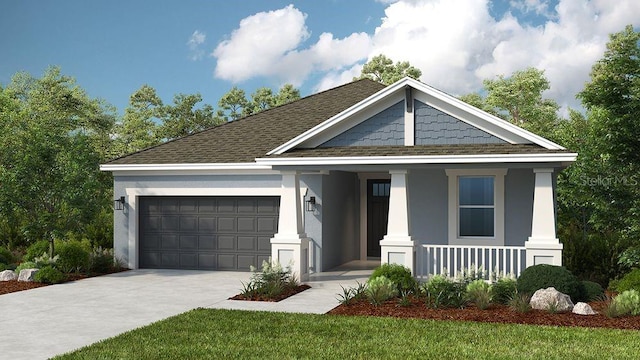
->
[[0, 269, 129, 296], [327, 296, 640, 330], [229, 284, 311, 302]]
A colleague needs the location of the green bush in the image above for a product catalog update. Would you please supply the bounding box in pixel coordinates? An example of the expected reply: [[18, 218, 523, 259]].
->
[[618, 246, 640, 271], [0, 263, 7, 272], [369, 263, 417, 292], [581, 280, 604, 301], [0, 247, 14, 265], [611, 290, 640, 317], [15, 261, 38, 274], [365, 276, 398, 306], [34, 265, 65, 284], [516, 264, 583, 302], [240, 260, 299, 300], [492, 277, 517, 305], [423, 275, 467, 309], [24, 240, 50, 262], [56, 241, 90, 273], [609, 268, 640, 293], [90, 247, 114, 273], [466, 280, 492, 310]]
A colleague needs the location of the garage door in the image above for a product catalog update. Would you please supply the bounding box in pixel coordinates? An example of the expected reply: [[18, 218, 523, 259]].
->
[[139, 196, 279, 271]]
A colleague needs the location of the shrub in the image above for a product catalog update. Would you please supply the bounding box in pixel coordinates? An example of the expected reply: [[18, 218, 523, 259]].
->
[[369, 263, 417, 293], [618, 246, 640, 271], [456, 265, 487, 283], [240, 260, 299, 300], [609, 268, 640, 293], [34, 265, 65, 284], [15, 261, 38, 274], [366, 276, 397, 306], [33, 252, 59, 268], [24, 240, 50, 262], [423, 275, 467, 309], [0, 263, 7, 272], [0, 247, 14, 265], [492, 277, 517, 305], [508, 293, 532, 313], [581, 280, 604, 302], [90, 247, 114, 273], [466, 280, 492, 310], [516, 264, 583, 302], [609, 290, 640, 317], [56, 241, 90, 273]]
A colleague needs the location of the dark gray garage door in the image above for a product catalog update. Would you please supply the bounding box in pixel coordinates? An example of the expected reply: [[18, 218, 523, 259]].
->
[[139, 196, 279, 271]]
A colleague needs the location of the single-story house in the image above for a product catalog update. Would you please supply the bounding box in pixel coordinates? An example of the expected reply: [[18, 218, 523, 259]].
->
[[101, 77, 576, 281]]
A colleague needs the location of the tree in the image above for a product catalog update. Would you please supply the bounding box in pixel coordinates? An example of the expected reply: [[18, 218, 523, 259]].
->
[[245, 87, 275, 116], [158, 93, 222, 140], [113, 85, 162, 157], [356, 54, 422, 85], [217, 86, 249, 121], [0, 67, 114, 251], [274, 84, 300, 106]]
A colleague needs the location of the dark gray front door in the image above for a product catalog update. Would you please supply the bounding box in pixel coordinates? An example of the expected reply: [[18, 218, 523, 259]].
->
[[367, 180, 390, 258], [139, 196, 279, 271]]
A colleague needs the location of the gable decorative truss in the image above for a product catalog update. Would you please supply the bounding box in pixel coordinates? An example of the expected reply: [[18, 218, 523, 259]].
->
[[267, 77, 566, 155]]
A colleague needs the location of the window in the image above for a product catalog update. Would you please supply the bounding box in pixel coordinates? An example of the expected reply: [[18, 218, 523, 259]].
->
[[458, 177, 494, 237], [446, 169, 506, 246]]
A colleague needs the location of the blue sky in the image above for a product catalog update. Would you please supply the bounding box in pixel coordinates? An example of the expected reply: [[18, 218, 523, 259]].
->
[[2, 1, 638, 115]]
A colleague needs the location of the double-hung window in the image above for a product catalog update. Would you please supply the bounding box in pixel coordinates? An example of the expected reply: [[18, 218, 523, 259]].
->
[[446, 169, 506, 246]]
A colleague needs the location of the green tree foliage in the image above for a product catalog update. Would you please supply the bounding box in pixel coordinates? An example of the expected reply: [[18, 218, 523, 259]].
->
[[274, 84, 301, 106], [158, 93, 222, 141], [221, 84, 301, 120], [112, 85, 162, 157], [0, 67, 115, 249], [356, 54, 422, 85], [462, 67, 560, 135], [217, 86, 249, 121]]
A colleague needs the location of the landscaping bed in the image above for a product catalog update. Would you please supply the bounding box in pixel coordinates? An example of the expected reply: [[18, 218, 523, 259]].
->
[[0, 269, 128, 296], [328, 296, 640, 330], [229, 284, 310, 302]]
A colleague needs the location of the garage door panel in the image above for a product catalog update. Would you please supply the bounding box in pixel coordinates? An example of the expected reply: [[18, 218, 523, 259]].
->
[[257, 255, 271, 266], [217, 254, 236, 270], [237, 218, 255, 232], [139, 196, 279, 271]]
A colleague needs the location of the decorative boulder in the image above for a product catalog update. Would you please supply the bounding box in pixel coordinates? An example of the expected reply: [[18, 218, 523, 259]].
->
[[18, 269, 39, 282], [573, 302, 597, 315], [530, 287, 574, 312], [0, 270, 18, 281]]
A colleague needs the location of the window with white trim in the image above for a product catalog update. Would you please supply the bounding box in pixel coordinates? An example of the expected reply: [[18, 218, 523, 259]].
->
[[446, 169, 507, 246]]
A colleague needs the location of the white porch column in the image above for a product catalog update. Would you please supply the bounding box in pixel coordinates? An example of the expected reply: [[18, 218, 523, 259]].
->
[[380, 169, 415, 274], [525, 168, 563, 266], [271, 171, 310, 281]]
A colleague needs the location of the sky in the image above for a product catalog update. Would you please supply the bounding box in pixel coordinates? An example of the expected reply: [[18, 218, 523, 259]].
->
[[1, 0, 639, 116]]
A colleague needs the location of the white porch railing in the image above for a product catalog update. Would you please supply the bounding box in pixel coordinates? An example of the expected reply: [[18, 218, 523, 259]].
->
[[417, 244, 526, 280]]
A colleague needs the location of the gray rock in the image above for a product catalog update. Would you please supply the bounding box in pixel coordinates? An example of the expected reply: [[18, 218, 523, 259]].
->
[[18, 269, 39, 282], [0, 270, 18, 281], [573, 302, 597, 315], [530, 287, 574, 312]]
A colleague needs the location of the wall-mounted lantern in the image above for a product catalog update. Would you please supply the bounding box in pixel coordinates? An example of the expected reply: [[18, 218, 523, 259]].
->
[[114, 196, 126, 211], [305, 196, 316, 212]]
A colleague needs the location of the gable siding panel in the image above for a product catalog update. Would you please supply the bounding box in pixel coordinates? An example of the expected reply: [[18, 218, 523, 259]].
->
[[320, 101, 405, 147], [414, 101, 506, 145]]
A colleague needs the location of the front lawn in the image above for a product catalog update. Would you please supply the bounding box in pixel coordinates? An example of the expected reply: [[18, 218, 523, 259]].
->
[[56, 309, 640, 359]]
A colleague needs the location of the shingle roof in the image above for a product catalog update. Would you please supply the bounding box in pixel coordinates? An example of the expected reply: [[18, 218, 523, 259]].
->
[[264, 144, 572, 158], [106, 79, 387, 165]]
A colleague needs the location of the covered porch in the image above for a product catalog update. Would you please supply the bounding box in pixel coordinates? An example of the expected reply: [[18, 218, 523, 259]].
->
[[269, 165, 564, 281]]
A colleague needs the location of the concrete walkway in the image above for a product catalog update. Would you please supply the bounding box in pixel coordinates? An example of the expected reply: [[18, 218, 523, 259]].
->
[[0, 264, 372, 360]]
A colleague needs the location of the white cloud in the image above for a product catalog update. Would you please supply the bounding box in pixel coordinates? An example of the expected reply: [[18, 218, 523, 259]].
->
[[187, 30, 206, 61], [509, 0, 552, 17], [212, 5, 371, 85]]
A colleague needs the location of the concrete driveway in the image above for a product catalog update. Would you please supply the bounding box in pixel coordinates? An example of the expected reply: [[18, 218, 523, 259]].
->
[[0, 267, 371, 359]]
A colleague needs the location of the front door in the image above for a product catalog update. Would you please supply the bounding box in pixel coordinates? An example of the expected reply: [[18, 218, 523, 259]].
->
[[367, 179, 390, 258]]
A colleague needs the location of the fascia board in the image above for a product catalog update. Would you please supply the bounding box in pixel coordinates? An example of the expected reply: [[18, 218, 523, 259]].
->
[[255, 153, 578, 166], [100, 163, 273, 172]]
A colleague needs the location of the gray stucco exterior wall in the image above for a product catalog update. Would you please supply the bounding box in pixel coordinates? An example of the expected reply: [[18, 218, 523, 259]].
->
[[414, 101, 506, 145], [320, 101, 405, 147], [408, 169, 449, 245], [504, 169, 534, 246], [300, 174, 323, 272], [320, 171, 360, 270]]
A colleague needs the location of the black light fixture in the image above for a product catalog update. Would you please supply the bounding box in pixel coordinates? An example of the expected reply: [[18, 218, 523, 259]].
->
[[305, 196, 316, 212], [114, 196, 125, 211]]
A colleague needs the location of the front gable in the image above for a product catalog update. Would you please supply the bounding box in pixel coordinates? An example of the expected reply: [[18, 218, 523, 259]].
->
[[268, 77, 565, 156]]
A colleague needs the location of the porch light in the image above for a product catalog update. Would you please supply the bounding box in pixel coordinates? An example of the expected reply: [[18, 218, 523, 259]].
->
[[114, 196, 125, 211], [305, 196, 316, 212]]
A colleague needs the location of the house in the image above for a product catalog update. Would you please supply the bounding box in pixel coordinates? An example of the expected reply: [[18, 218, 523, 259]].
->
[[100, 77, 576, 281]]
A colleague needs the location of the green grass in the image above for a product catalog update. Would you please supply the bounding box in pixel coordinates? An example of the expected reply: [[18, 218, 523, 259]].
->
[[56, 309, 640, 359]]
